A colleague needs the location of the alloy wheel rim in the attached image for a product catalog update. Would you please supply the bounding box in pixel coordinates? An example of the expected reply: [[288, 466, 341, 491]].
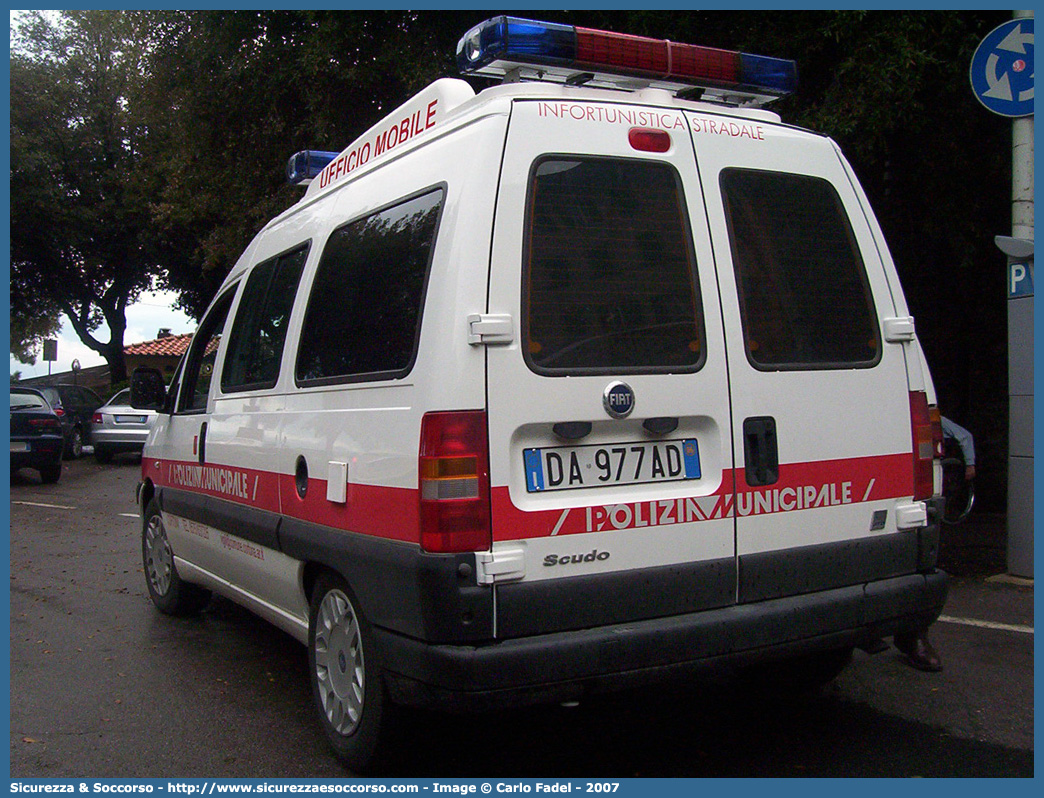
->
[[314, 589, 365, 735], [144, 514, 173, 596]]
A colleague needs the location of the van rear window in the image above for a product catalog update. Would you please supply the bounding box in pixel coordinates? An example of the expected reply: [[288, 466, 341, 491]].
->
[[720, 169, 880, 370], [296, 188, 444, 386], [524, 158, 704, 375]]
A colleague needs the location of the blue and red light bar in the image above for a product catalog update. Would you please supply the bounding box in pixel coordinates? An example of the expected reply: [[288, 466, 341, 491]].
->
[[286, 150, 339, 185], [457, 17, 797, 105]]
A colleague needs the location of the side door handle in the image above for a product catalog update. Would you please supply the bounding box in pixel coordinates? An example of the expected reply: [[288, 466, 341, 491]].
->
[[743, 416, 778, 487], [198, 422, 208, 465]]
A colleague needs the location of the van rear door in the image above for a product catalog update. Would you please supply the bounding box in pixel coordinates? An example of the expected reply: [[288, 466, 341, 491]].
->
[[483, 98, 735, 638], [686, 114, 923, 604]]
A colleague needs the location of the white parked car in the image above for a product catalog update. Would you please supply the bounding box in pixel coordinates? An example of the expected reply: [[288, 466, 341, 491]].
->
[[91, 388, 159, 464]]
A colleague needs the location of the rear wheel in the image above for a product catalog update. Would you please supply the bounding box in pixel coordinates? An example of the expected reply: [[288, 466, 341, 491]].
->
[[64, 427, 83, 459], [308, 572, 395, 773], [142, 498, 210, 615]]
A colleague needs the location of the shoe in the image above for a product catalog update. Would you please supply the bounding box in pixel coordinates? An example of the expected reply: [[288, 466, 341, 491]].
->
[[895, 633, 943, 672]]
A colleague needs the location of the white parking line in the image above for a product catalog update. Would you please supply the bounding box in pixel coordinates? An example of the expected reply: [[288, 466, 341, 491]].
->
[[937, 615, 1033, 635], [119, 513, 139, 518], [12, 500, 76, 510]]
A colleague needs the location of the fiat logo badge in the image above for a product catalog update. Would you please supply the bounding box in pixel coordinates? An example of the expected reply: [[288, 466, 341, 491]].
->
[[603, 382, 635, 419]]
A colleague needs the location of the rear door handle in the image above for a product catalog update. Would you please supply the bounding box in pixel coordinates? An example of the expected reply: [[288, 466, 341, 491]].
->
[[743, 416, 778, 487]]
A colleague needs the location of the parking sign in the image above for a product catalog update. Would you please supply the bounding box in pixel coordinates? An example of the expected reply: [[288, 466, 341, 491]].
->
[[1009, 261, 1034, 298]]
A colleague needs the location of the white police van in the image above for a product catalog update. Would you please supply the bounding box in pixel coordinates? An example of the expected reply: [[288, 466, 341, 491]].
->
[[132, 17, 948, 769]]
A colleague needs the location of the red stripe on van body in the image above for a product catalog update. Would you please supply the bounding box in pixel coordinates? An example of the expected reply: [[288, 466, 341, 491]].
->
[[143, 457, 420, 544], [736, 451, 913, 502], [732, 452, 913, 518], [275, 475, 419, 543], [143, 457, 282, 514], [144, 451, 913, 546], [492, 452, 915, 541]]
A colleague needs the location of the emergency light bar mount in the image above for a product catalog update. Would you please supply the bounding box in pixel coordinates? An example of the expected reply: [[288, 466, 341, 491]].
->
[[457, 16, 798, 107], [286, 18, 798, 187], [286, 150, 339, 185]]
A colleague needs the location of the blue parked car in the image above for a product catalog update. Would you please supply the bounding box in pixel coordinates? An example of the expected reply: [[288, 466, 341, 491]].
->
[[10, 387, 64, 483]]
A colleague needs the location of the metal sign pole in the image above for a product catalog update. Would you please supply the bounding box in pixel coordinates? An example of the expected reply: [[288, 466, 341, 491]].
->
[[971, 11, 1034, 579], [998, 235, 1033, 579], [1006, 12, 1034, 580]]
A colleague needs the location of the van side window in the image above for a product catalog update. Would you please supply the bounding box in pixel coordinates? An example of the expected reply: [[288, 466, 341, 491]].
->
[[295, 188, 444, 386], [523, 157, 704, 375], [720, 169, 880, 370], [176, 288, 235, 413], [221, 245, 309, 392]]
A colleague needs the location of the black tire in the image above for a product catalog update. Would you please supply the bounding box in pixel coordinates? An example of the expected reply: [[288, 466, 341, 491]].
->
[[739, 647, 853, 694], [141, 498, 211, 615], [39, 462, 62, 484], [64, 427, 83, 460], [308, 572, 397, 773], [94, 446, 114, 465]]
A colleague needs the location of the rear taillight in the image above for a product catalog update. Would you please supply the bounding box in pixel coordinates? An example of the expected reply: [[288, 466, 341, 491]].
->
[[928, 405, 944, 458], [53, 407, 65, 417], [910, 391, 934, 501], [92, 412, 103, 424], [29, 418, 62, 433], [419, 411, 491, 553]]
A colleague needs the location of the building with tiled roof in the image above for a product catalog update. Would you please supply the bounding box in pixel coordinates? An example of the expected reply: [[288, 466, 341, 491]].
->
[[124, 331, 194, 358], [124, 329, 194, 381]]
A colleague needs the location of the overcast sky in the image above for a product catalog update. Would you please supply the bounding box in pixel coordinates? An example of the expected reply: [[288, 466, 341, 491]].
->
[[9, 290, 196, 380]]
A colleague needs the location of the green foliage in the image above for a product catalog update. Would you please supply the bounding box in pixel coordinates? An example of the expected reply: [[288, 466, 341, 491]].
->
[[9, 299, 61, 365], [10, 10, 156, 383], [138, 11, 451, 317]]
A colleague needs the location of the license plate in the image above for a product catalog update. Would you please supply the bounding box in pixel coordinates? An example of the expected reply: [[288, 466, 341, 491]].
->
[[524, 438, 700, 493], [10, 442, 29, 452], [115, 415, 147, 424]]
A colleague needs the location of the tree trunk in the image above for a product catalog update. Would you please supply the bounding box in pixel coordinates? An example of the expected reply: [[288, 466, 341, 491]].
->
[[99, 336, 128, 386]]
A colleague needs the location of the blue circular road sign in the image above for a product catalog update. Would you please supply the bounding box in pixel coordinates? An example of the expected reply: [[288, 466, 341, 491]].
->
[[970, 18, 1034, 117]]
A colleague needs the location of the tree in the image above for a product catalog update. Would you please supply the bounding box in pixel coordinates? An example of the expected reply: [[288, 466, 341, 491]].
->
[[10, 10, 156, 384], [9, 296, 61, 365], [138, 10, 450, 318]]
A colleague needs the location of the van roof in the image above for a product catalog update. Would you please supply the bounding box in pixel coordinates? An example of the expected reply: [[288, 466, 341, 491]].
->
[[290, 77, 785, 210]]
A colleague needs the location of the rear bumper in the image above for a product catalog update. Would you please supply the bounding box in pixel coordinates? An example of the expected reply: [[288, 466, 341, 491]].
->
[[11, 438, 64, 470], [91, 428, 149, 449], [379, 569, 948, 711]]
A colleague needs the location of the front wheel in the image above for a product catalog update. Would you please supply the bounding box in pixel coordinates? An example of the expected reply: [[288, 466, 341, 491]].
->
[[308, 573, 395, 773], [142, 498, 210, 615]]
